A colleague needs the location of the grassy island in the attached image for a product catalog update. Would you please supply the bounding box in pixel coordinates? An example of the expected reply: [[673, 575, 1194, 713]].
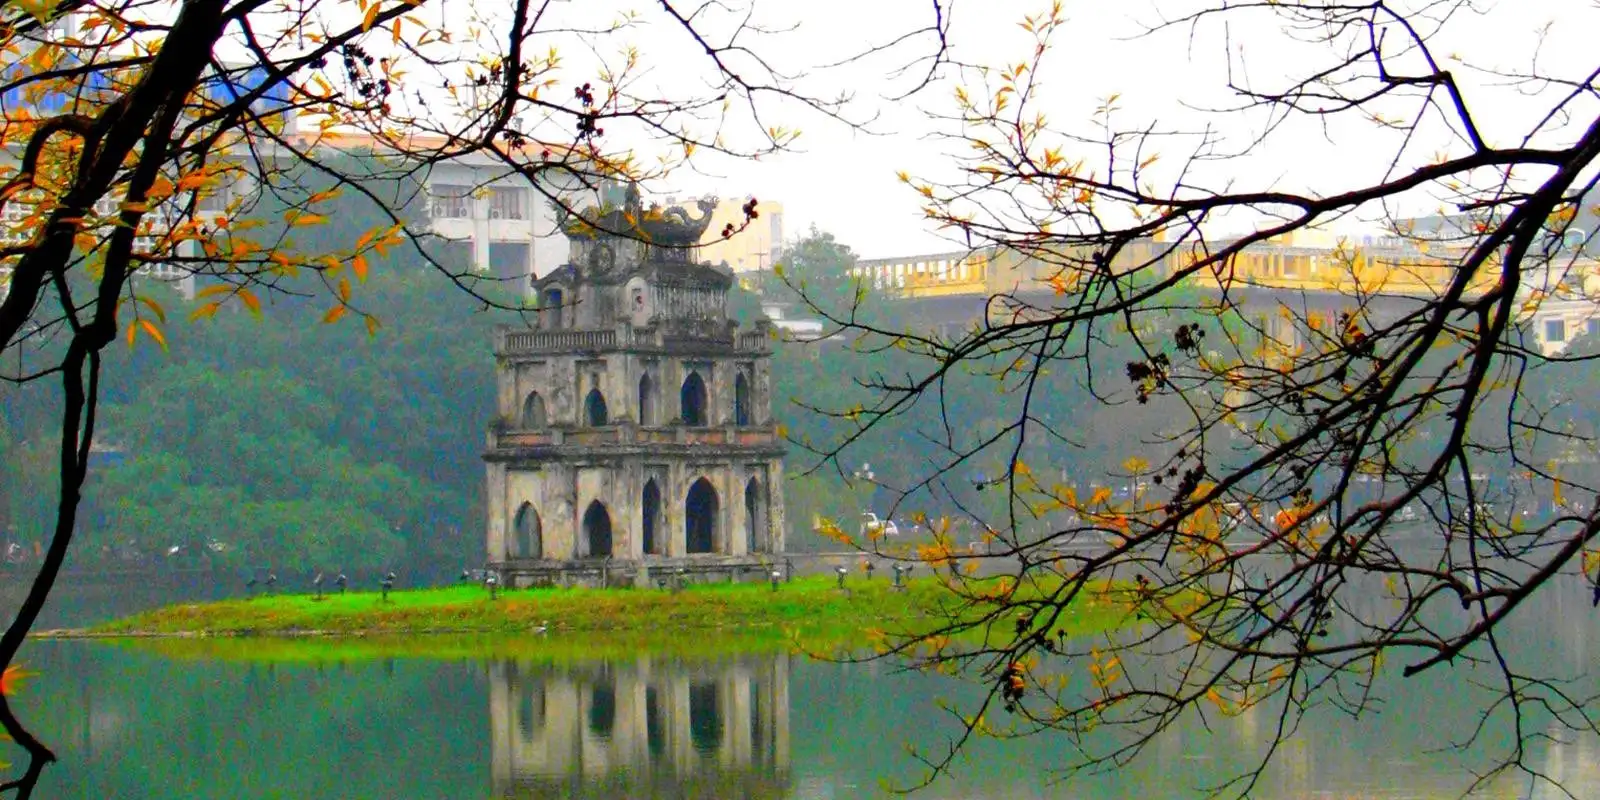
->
[[78, 576, 1138, 657]]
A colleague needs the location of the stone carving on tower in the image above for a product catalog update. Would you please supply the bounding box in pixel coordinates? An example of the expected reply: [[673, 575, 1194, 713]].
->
[[484, 184, 786, 585]]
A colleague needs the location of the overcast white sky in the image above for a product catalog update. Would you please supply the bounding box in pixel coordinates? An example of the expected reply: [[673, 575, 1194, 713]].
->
[[625, 0, 1596, 258], [365, 0, 1596, 259]]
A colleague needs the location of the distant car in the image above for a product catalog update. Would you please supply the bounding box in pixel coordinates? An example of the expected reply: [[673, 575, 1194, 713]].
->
[[860, 513, 899, 538]]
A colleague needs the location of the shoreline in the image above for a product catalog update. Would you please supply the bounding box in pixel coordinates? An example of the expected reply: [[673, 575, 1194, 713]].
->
[[57, 576, 1141, 650]]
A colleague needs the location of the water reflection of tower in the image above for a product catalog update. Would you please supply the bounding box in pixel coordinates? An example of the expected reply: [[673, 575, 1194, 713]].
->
[[488, 655, 791, 798]]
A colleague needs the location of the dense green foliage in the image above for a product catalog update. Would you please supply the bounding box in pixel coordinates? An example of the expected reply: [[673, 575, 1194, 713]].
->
[[1, 196, 1193, 573]]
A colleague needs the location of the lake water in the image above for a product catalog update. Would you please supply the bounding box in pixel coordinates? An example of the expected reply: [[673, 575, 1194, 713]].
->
[[4, 574, 1600, 798]]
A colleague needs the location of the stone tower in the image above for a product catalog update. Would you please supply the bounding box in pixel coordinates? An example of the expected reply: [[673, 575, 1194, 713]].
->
[[484, 186, 786, 584]]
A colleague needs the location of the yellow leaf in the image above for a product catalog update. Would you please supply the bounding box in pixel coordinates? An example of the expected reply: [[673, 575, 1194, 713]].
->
[[308, 187, 342, 204], [322, 305, 347, 324], [352, 254, 368, 282], [238, 288, 262, 318], [189, 302, 222, 320], [138, 296, 166, 323], [176, 172, 214, 191], [338, 277, 351, 302], [287, 212, 328, 227], [195, 284, 233, 300], [362, 2, 381, 31], [138, 319, 168, 351]]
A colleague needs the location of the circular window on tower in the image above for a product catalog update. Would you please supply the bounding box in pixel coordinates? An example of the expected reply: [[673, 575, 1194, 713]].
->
[[625, 277, 651, 325]]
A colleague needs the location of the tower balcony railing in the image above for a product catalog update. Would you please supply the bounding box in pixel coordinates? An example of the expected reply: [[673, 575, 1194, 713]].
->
[[495, 321, 773, 356], [491, 422, 781, 449]]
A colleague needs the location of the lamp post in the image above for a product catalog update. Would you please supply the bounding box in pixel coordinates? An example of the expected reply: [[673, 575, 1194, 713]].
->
[[381, 572, 396, 602], [313, 572, 323, 600], [335, 573, 348, 595], [835, 565, 848, 588], [769, 570, 781, 592]]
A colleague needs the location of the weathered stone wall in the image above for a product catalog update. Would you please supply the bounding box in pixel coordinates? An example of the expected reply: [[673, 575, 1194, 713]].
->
[[486, 456, 785, 562], [499, 350, 777, 430]]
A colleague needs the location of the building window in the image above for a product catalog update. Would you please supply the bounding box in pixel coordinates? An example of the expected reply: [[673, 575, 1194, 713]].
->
[[488, 241, 529, 282], [490, 187, 527, 220], [1544, 318, 1567, 343], [428, 184, 471, 218]]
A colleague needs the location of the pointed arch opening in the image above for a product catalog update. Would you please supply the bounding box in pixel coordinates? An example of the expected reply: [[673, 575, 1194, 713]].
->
[[521, 392, 547, 428], [642, 479, 662, 556], [512, 502, 543, 559], [584, 387, 609, 426], [685, 477, 719, 554], [744, 477, 767, 554], [734, 373, 751, 426], [583, 500, 613, 558], [638, 373, 656, 425], [680, 371, 707, 426]]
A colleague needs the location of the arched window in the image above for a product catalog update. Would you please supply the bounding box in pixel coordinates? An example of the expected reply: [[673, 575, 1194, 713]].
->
[[539, 288, 564, 329], [685, 477, 718, 554], [512, 503, 543, 559], [584, 387, 609, 426], [680, 371, 707, 426], [642, 479, 662, 555], [638, 373, 656, 425], [583, 500, 613, 558], [734, 373, 752, 426], [521, 392, 547, 428], [744, 477, 765, 553]]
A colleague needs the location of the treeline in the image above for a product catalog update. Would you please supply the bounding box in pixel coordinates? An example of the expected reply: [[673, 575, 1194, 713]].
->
[[20, 177, 1587, 574]]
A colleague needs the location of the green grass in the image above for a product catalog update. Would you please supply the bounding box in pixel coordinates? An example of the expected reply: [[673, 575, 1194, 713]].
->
[[79, 575, 1141, 662]]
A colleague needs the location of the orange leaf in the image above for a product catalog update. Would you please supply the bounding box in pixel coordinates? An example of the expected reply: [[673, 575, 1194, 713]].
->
[[238, 288, 262, 318], [138, 319, 168, 351], [189, 301, 222, 320], [362, 2, 381, 31], [125, 321, 138, 348], [352, 254, 368, 282], [322, 304, 347, 324], [338, 276, 351, 302], [138, 296, 166, 323], [364, 314, 381, 337], [1, 665, 31, 696]]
